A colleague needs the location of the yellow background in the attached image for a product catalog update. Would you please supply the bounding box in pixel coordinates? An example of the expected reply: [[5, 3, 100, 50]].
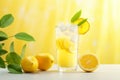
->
[[0, 0, 120, 64]]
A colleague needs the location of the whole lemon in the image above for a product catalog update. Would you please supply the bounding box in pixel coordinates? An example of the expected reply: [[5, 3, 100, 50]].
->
[[36, 53, 54, 71], [21, 56, 38, 73]]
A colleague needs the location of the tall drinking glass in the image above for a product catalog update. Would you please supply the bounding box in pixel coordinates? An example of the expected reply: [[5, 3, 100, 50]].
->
[[56, 23, 78, 72]]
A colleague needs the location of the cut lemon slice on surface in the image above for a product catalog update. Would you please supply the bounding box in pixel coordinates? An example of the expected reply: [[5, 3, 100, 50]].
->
[[73, 18, 90, 35], [78, 54, 99, 72]]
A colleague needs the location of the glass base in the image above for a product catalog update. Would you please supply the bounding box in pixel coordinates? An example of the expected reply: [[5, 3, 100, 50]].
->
[[58, 66, 77, 72]]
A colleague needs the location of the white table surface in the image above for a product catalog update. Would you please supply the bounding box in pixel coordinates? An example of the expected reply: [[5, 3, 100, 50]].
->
[[0, 64, 120, 80]]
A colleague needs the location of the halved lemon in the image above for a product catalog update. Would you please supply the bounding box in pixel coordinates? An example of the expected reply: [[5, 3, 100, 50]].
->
[[78, 54, 99, 72], [73, 18, 90, 35]]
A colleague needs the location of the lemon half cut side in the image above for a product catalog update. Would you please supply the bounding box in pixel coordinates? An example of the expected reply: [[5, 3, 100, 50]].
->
[[78, 54, 99, 72]]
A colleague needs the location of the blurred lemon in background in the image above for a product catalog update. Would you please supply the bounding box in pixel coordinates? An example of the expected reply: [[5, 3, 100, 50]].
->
[[36, 53, 54, 71]]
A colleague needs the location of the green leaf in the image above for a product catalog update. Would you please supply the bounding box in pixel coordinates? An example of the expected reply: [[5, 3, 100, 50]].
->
[[0, 31, 8, 41], [10, 42, 15, 52], [78, 18, 87, 26], [0, 57, 6, 68], [20, 44, 26, 58], [71, 10, 82, 23], [0, 49, 8, 56], [0, 43, 4, 49], [6, 52, 21, 65], [15, 32, 35, 41], [0, 20, 1, 26], [0, 14, 14, 28], [7, 64, 23, 74]]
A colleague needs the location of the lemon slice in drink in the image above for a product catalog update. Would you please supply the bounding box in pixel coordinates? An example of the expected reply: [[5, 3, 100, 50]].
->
[[56, 38, 64, 49], [78, 54, 99, 72], [63, 38, 73, 50], [74, 18, 90, 35]]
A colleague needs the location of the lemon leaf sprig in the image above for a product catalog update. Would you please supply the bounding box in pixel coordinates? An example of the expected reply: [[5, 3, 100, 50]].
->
[[15, 32, 35, 41], [71, 10, 81, 23], [7, 64, 23, 74], [0, 14, 14, 28], [71, 10, 90, 35], [0, 31, 8, 41], [0, 14, 35, 74], [10, 42, 15, 52], [20, 44, 26, 59], [71, 10, 87, 26], [0, 57, 6, 68]]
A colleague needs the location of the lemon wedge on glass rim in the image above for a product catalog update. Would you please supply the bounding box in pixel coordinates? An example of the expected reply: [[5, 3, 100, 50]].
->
[[73, 18, 90, 35]]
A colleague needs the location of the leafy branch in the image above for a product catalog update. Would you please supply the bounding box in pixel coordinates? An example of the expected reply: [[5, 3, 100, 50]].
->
[[71, 10, 87, 26], [0, 14, 35, 74]]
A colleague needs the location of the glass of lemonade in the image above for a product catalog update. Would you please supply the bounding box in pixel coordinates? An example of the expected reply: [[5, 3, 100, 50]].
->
[[56, 23, 78, 72]]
